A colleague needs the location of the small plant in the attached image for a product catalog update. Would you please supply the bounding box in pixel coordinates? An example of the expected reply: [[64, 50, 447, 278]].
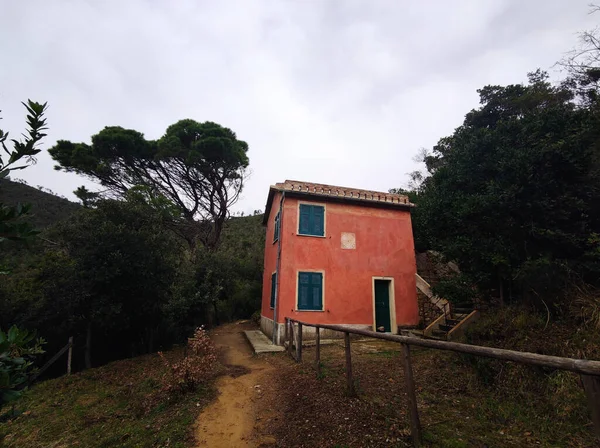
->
[[570, 282, 600, 329], [159, 326, 217, 394], [316, 362, 327, 380], [0, 326, 45, 408]]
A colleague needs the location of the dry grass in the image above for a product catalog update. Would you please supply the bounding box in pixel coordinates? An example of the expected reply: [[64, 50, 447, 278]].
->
[[0, 347, 217, 448], [570, 283, 600, 330], [261, 333, 597, 447]]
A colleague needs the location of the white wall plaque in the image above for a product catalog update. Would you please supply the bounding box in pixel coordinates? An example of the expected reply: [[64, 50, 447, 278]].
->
[[341, 232, 356, 249]]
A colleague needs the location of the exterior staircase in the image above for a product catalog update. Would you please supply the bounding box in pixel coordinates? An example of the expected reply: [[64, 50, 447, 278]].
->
[[415, 273, 480, 341]]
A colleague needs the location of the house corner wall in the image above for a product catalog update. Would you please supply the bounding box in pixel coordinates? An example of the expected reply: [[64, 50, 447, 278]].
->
[[260, 192, 282, 328]]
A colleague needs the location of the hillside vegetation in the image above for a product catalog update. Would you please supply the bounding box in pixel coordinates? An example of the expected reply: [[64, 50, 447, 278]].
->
[[0, 201, 265, 375], [0, 346, 216, 448], [0, 179, 79, 229]]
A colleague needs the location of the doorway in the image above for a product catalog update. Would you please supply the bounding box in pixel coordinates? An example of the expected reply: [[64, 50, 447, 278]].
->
[[373, 278, 394, 333]]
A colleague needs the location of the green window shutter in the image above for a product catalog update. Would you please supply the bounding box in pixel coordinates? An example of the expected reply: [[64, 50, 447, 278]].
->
[[270, 273, 277, 308], [298, 204, 325, 236], [273, 212, 280, 242], [311, 272, 323, 309], [299, 204, 311, 235], [312, 206, 324, 236], [298, 272, 323, 310], [298, 272, 310, 309]]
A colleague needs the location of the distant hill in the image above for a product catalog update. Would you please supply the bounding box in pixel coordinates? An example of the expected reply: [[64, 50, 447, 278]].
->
[[220, 213, 265, 255], [0, 179, 80, 229]]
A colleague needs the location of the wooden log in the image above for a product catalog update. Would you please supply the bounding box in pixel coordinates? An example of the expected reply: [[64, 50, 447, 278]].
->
[[297, 323, 303, 363], [345, 332, 355, 396], [582, 374, 600, 440], [316, 327, 321, 375], [401, 344, 422, 447], [285, 319, 600, 376], [67, 336, 73, 375]]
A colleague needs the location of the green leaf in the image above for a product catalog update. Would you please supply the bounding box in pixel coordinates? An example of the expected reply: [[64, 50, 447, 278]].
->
[[1, 389, 23, 404], [7, 326, 18, 343], [0, 370, 9, 386]]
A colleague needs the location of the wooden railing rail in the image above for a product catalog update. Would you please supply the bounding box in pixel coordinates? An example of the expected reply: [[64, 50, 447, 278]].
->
[[284, 317, 600, 447], [29, 336, 74, 383]]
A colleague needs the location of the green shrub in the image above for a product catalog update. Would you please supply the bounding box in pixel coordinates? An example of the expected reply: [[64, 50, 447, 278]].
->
[[0, 326, 45, 408]]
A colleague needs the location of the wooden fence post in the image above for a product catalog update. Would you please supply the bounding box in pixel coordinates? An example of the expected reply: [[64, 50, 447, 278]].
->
[[582, 374, 600, 440], [67, 336, 73, 375], [297, 323, 303, 363], [288, 321, 295, 358], [344, 332, 356, 396], [315, 327, 321, 376], [401, 344, 422, 447]]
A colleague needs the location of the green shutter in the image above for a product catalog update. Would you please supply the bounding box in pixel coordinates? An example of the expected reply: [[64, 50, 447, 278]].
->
[[312, 206, 324, 236], [299, 204, 311, 234], [270, 273, 277, 308], [299, 204, 324, 236], [311, 272, 323, 309], [273, 212, 280, 242], [298, 272, 310, 309], [298, 272, 323, 310]]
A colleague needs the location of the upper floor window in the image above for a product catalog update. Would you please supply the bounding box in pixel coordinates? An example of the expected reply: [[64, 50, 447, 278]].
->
[[298, 204, 325, 237], [273, 211, 280, 243]]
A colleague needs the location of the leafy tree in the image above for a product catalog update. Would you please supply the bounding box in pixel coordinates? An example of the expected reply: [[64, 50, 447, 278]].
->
[[558, 6, 600, 106], [0, 100, 47, 407], [39, 199, 183, 367], [0, 326, 45, 408], [165, 214, 265, 333], [0, 101, 47, 242], [415, 71, 600, 308], [73, 186, 99, 208], [49, 120, 249, 251]]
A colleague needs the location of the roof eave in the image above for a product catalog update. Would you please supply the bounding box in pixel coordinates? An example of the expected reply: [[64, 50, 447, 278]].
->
[[263, 187, 414, 223]]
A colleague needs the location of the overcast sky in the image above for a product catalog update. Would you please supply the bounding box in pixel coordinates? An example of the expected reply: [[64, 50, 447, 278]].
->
[[1, 1, 597, 213]]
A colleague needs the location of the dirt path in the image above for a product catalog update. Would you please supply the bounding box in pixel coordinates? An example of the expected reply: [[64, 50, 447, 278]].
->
[[195, 322, 277, 448]]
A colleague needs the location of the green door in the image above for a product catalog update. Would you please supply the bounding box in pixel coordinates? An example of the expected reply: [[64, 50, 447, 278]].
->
[[374, 279, 391, 332]]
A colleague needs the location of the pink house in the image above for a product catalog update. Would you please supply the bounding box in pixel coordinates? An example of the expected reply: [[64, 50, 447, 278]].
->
[[260, 180, 419, 344]]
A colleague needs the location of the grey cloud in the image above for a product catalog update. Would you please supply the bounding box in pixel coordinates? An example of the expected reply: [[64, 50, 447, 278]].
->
[[0, 0, 596, 213]]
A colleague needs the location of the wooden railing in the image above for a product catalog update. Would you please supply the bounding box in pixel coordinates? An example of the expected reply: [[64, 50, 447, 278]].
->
[[29, 336, 73, 383], [284, 317, 600, 448]]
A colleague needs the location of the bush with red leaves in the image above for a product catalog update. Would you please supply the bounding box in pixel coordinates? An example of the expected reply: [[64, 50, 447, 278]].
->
[[159, 326, 217, 394]]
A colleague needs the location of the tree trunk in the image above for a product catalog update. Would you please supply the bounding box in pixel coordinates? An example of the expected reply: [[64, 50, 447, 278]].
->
[[85, 322, 92, 370], [212, 300, 220, 326], [147, 328, 154, 354]]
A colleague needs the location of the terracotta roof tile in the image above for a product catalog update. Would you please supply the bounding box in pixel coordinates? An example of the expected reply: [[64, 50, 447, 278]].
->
[[271, 180, 414, 206]]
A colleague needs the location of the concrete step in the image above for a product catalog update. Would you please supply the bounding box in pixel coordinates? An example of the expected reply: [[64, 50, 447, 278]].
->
[[424, 333, 446, 341], [244, 330, 285, 354]]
